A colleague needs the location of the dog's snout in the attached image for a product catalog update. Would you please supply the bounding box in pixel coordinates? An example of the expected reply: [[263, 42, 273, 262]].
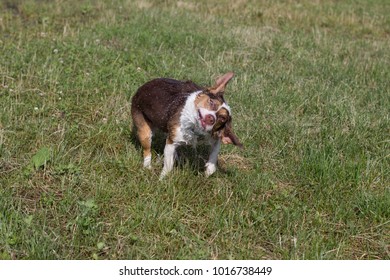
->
[[205, 114, 215, 125]]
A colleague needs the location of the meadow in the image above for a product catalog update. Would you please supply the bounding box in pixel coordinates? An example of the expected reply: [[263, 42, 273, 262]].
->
[[0, 0, 389, 259]]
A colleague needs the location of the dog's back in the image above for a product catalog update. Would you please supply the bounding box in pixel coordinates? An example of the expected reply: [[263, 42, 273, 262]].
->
[[131, 78, 203, 132]]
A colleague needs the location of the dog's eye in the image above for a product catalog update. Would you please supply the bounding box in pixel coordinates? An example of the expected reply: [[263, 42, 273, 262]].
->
[[208, 99, 218, 110]]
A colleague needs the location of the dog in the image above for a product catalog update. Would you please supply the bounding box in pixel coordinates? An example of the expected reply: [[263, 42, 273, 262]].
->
[[131, 72, 242, 179]]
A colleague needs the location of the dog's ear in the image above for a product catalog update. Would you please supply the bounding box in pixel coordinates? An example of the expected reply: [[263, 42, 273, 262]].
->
[[219, 122, 243, 148], [209, 72, 234, 95]]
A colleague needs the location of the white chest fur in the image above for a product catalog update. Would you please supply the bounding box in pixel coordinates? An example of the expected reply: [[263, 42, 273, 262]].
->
[[174, 91, 211, 145]]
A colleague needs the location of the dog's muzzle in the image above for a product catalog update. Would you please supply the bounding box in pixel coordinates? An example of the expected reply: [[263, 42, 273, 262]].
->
[[198, 109, 216, 131]]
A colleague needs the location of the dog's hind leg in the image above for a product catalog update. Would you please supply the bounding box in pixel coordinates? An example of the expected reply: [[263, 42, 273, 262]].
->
[[132, 109, 153, 169]]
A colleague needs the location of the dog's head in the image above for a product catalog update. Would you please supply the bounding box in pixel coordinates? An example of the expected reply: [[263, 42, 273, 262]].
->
[[194, 72, 243, 148]]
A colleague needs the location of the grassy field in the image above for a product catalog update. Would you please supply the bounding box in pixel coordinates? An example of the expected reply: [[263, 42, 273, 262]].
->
[[0, 0, 389, 259]]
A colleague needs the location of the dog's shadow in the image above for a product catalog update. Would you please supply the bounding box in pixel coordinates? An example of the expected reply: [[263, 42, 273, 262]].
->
[[130, 126, 212, 175]]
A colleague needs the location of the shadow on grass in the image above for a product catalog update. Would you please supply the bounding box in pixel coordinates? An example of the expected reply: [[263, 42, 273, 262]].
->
[[129, 125, 218, 175]]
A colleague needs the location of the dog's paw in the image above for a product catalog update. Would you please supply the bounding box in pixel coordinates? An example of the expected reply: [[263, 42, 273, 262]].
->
[[159, 171, 168, 181], [143, 156, 152, 169], [205, 163, 216, 177]]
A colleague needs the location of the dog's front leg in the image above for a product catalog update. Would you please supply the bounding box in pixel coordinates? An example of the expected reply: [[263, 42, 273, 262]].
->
[[160, 141, 178, 180], [205, 139, 221, 177]]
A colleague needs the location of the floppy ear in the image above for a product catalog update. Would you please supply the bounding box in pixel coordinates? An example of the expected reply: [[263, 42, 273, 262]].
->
[[209, 72, 234, 95], [220, 124, 243, 148]]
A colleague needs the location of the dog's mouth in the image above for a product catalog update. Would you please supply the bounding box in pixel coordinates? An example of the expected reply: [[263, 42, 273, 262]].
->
[[198, 109, 215, 130]]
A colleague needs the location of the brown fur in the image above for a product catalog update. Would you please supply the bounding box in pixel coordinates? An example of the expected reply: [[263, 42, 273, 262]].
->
[[131, 107, 152, 158], [131, 78, 202, 133]]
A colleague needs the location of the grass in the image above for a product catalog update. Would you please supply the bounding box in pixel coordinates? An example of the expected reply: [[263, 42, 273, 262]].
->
[[0, 0, 389, 259]]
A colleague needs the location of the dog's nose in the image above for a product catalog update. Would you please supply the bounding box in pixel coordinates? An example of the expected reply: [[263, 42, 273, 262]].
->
[[205, 114, 215, 125]]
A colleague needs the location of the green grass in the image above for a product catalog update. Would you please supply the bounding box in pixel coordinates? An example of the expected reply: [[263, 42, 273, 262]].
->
[[0, 0, 389, 259]]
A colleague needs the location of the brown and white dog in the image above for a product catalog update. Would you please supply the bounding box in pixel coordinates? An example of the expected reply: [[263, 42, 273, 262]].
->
[[131, 72, 242, 179]]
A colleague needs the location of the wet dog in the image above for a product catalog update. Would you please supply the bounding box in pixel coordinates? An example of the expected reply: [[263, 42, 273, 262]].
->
[[131, 72, 242, 179]]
